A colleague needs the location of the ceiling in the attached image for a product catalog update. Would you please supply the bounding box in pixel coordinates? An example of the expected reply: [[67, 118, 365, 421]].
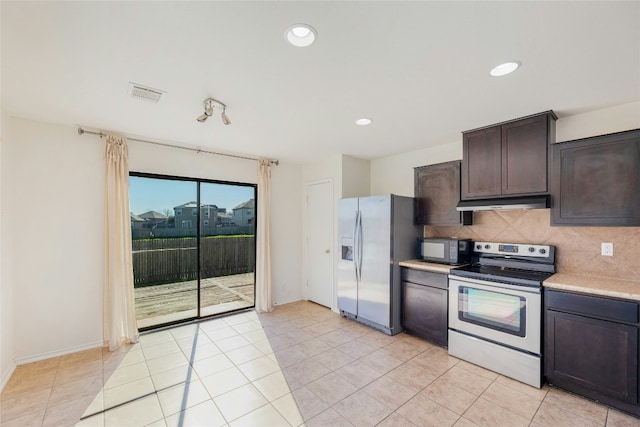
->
[[2, 1, 639, 164]]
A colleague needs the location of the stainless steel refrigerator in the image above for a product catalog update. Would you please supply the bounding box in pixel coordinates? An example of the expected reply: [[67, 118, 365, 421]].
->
[[337, 194, 420, 335]]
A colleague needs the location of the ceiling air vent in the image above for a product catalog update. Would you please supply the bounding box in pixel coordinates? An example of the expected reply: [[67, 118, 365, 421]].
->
[[128, 83, 165, 103]]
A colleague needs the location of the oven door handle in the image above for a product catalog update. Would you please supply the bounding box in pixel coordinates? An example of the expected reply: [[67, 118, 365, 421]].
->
[[447, 275, 542, 295]]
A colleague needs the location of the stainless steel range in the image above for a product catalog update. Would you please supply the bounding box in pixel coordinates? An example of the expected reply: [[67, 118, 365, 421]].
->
[[448, 241, 556, 388]]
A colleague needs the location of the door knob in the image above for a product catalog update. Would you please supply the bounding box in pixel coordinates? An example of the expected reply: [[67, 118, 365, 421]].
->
[[325, 249, 330, 253]]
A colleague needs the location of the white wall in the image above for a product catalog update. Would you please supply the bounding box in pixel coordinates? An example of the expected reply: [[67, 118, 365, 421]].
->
[[370, 140, 461, 196], [302, 155, 342, 198], [555, 101, 640, 143], [267, 162, 303, 304], [341, 155, 370, 198], [2, 116, 303, 363], [1, 111, 16, 390], [4, 118, 105, 362]]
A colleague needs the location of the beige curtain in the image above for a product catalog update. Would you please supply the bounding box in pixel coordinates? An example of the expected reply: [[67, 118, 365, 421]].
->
[[104, 134, 139, 350], [255, 160, 273, 312]]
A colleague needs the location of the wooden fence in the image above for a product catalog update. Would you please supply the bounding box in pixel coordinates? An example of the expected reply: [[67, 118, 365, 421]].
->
[[132, 235, 255, 287]]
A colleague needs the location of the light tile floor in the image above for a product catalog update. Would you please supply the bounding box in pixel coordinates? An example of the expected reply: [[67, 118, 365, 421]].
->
[[1, 300, 639, 427]]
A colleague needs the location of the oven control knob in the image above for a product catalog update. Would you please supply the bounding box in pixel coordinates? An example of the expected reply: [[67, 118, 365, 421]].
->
[[476, 244, 482, 250], [539, 248, 547, 254], [528, 247, 535, 253], [484, 244, 491, 249]]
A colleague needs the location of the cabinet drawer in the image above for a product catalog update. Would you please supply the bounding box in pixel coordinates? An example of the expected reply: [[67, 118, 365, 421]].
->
[[401, 268, 447, 289], [546, 290, 639, 324]]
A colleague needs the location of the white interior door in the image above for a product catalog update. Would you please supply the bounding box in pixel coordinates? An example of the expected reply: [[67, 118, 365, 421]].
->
[[306, 180, 334, 308]]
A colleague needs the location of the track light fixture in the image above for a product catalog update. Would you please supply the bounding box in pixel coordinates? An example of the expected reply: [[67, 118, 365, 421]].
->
[[196, 98, 231, 125], [221, 107, 231, 125]]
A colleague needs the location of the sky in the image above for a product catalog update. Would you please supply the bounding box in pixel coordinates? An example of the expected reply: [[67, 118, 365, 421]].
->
[[129, 176, 255, 216]]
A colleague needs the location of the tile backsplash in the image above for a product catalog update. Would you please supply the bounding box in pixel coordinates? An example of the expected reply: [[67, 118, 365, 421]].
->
[[424, 209, 640, 281]]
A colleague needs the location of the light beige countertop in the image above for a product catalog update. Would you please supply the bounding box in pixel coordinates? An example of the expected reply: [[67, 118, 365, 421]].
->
[[399, 259, 460, 274], [544, 273, 640, 302]]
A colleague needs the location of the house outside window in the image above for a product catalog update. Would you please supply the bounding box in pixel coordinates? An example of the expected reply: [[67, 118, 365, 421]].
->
[[175, 208, 182, 216], [204, 220, 209, 225], [232, 199, 255, 227], [182, 220, 192, 229], [192, 208, 197, 216]]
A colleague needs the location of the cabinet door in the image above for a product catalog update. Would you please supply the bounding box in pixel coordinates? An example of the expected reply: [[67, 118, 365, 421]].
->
[[501, 115, 549, 195], [545, 309, 638, 404], [402, 281, 448, 346], [462, 126, 502, 199], [550, 129, 640, 226], [414, 161, 471, 225]]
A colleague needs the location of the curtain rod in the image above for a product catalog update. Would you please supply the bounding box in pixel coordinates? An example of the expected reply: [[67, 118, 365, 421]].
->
[[77, 127, 279, 166]]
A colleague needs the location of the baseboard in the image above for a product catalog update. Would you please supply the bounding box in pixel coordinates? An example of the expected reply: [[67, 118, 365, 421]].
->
[[275, 297, 337, 313], [0, 361, 17, 393], [14, 340, 104, 366], [274, 297, 303, 306]]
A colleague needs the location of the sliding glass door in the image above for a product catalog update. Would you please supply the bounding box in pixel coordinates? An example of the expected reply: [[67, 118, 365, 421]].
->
[[199, 182, 256, 316], [129, 173, 256, 330]]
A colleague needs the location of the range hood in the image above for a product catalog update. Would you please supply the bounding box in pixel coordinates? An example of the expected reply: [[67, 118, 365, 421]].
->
[[456, 195, 549, 212]]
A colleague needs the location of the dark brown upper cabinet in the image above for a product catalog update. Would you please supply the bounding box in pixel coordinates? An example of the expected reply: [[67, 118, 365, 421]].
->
[[550, 128, 640, 226], [462, 111, 557, 200], [415, 160, 472, 225]]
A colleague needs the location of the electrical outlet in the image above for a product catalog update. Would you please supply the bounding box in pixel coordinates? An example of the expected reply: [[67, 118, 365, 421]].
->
[[601, 242, 614, 256]]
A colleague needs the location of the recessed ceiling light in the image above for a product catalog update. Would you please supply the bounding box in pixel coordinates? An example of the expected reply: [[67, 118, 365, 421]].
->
[[285, 24, 317, 47], [490, 60, 522, 77], [355, 118, 372, 126]]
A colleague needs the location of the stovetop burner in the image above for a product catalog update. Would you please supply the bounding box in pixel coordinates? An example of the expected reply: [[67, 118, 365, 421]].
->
[[448, 241, 556, 287], [450, 264, 554, 287]]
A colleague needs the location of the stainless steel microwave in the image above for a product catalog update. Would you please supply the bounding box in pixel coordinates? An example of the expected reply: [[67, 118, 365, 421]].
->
[[418, 238, 472, 265]]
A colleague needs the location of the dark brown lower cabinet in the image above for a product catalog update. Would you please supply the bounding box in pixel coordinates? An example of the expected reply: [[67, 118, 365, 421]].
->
[[545, 289, 640, 415], [401, 268, 448, 347]]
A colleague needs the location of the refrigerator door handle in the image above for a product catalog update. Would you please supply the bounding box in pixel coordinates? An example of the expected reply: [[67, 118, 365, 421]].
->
[[357, 209, 363, 283], [353, 210, 360, 283]]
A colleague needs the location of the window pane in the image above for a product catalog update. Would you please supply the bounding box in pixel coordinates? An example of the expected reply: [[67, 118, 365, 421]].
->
[[199, 182, 256, 316], [130, 176, 198, 328]]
